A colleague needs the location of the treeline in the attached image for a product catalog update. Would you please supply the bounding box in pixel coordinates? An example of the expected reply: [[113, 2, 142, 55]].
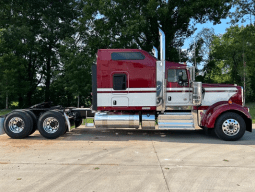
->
[[205, 25, 255, 102], [192, 0, 255, 102], [0, 0, 239, 108]]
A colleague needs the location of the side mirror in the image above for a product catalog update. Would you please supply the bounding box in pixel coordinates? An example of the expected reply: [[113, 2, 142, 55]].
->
[[178, 71, 183, 84]]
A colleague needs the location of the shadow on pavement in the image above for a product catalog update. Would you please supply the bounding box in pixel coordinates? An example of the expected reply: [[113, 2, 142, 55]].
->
[[17, 127, 255, 145]]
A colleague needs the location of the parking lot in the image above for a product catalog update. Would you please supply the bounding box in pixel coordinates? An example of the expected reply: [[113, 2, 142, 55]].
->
[[1, 126, 255, 192]]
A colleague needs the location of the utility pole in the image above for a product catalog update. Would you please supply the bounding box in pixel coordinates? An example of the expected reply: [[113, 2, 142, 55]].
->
[[179, 48, 181, 62], [243, 53, 246, 100], [242, 26, 246, 102], [193, 38, 197, 75], [77, 94, 80, 108], [6, 92, 8, 109]]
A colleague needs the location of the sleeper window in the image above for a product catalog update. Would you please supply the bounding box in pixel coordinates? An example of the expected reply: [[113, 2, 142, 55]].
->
[[113, 74, 126, 90], [111, 52, 145, 60]]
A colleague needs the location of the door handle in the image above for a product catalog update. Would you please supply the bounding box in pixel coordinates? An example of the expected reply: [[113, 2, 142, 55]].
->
[[168, 96, 171, 101], [113, 100, 117, 105]]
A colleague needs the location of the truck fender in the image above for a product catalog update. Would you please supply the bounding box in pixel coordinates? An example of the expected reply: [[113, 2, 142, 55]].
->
[[201, 101, 252, 132]]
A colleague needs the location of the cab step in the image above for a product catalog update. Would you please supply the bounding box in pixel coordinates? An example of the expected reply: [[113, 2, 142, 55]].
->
[[158, 112, 195, 130]]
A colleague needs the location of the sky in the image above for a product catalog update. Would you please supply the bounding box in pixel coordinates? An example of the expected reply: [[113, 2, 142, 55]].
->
[[182, 9, 252, 50], [182, 9, 252, 69], [182, 19, 230, 50]]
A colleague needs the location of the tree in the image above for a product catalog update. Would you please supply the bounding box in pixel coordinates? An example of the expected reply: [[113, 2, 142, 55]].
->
[[49, 37, 93, 107], [79, 0, 232, 62], [204, 25, 255, 101], [230, 0, 255, 24], [0, 0, 81, 107], [188, 28, 215, 79]]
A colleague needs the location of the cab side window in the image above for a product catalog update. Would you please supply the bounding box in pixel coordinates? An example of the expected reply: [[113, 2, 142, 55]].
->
[[113, 74, 126, 90], [167, 69, 187, 82]]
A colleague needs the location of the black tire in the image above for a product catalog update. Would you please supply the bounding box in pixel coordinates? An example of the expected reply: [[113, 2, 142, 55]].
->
[[214, 112, 246, 141], [37, 111, 66, 139], [75, 119, 83, 128], [4, 111, 33, 139], [26, 110, 37, 135], [15, 110, 37, 135]]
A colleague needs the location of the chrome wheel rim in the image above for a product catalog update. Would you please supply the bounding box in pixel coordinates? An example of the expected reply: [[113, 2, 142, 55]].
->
[[43, 117, 59, 134], [9, 117, 25, 133], [222, 119, 240, 136]]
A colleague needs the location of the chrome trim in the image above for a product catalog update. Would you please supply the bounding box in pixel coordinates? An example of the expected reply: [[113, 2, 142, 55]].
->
[[158, 126, 195, 130], [159, 28, 165, 62], [43, 117, 59, 134], [141, 114, 155, 129], [156, 61, 164, 111], [158, 28, 166, 112], [166, 106, 193, 110], [64, 112, 71, 132], [222, 119, 240, 136], [156, 28, 166, 112], [241, 86, 245, 106], [152, 46, 158, 59], [192, 82, 202, 106], [8, 117, 25, 133], [94, 113, 139, 128], [159, 119, 193, 123], [157, 112, 195, 130], [158, 112, 193, 120]]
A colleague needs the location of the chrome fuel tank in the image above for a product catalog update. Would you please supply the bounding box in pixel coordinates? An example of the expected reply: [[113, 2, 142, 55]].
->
[[94, 113, 139, 128]]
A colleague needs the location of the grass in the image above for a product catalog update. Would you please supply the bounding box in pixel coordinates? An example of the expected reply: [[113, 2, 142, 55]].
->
[[82, 118, 94, 125], [0, 109, 12, 116], [245, 103, 255, 123]]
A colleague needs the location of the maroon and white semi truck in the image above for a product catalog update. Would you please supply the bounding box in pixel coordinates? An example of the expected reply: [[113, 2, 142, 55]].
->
[[1, 29, 252, 141]]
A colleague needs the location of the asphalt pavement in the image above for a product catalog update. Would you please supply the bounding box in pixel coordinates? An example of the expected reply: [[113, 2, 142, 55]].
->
[[0, 126, 255, 192]]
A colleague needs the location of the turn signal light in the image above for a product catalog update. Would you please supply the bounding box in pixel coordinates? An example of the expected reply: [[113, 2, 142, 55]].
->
[[228, 100, 233, 104]]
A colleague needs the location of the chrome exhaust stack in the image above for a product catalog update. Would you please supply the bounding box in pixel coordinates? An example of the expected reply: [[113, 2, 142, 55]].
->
[[152, 46, 158, 59], [156, 28, 166, 112], [159, 28, 165, 65]]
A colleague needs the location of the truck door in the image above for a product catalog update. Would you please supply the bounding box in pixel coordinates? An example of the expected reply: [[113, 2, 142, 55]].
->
[[166, 68, 191, 106], [111, 73, 129, 107]]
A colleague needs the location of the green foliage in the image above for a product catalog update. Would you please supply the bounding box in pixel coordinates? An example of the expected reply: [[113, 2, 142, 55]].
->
[[229, 0, 255, 24], [204, 25, 255, 102], [0, 0, 83, 108], [80, 0, 232, 62], [0, 109, 12, 116]]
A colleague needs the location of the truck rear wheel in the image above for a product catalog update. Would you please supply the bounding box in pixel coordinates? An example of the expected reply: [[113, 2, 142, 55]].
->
[[37, 111, 66, 139], [26, 110, 37, 135], [15, 110, 37, 135], [214, 112, 246, 141], [4, 111, 33, 139]]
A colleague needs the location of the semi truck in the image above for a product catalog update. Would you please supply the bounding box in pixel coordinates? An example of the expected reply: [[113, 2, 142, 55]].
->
[[1, 29, 252, 141]]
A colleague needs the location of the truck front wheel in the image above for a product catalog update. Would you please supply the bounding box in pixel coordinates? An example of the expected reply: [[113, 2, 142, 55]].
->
[[37, 111, 66, 139], [214, 112, 246, 141]]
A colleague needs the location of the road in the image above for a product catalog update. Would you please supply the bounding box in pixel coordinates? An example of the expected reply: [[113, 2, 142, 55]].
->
[[0, 127, 255, 192]]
